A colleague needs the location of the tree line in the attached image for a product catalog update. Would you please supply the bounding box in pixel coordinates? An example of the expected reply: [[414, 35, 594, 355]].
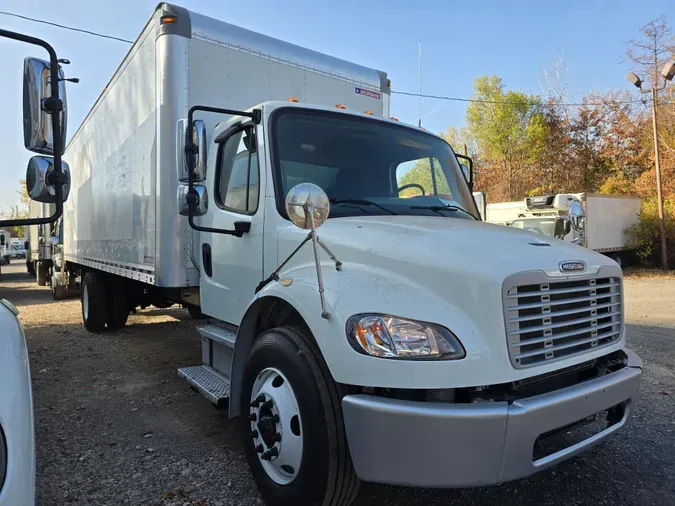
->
[[438, 16, 675, 267]]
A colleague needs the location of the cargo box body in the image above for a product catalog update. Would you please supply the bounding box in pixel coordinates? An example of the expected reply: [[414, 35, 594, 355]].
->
[[582, 194, 642, 252], [63, 3, 389, 287]]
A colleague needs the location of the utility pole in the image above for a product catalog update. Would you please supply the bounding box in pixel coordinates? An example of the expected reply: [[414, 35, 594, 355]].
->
[[627, 61, 675, 269], [651, 86, 668, 269]]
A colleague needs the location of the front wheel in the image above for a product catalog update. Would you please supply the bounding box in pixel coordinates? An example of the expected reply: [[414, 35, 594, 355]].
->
[[241, 327, 359, 506]]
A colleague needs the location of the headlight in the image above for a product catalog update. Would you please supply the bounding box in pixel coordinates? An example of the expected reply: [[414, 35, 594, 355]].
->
[[346, 314, 465, 360]]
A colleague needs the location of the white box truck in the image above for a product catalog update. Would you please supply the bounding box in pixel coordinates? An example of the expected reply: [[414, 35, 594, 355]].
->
[[53, 4, 641, 505], [485, 193, 642, 265]]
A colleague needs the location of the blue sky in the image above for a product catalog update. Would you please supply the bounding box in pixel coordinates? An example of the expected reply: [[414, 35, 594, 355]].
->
[[1, 0, 674, 210]]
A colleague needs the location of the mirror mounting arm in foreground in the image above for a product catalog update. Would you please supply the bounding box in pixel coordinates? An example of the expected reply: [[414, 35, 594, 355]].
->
[[0, 28, 65, 227], [185, 104, 261, 235], [255, 183, 341, 320]]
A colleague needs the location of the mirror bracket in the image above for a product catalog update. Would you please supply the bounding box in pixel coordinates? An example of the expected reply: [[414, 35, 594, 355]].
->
[[42, 96, 63, 113], [255, 199, 342, 320]]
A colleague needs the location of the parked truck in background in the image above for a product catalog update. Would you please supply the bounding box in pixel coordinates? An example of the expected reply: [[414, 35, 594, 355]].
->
[[27, 201, 55, 284], [0, 231, 10, 266], [484, 193, 642, 265], [43, 4, 642, 505]]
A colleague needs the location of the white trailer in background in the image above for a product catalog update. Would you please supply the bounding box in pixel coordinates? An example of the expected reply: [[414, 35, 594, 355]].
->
[[582, 194, 642, 260], [484, 193, 642, 265], [52, 4, 642, 505]]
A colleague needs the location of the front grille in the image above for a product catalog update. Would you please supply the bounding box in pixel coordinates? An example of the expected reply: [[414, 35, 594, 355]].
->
[[503, 272, 622, 368]]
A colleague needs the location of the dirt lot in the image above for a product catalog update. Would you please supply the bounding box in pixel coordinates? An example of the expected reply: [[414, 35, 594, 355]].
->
[[1, 262, 674, 506]]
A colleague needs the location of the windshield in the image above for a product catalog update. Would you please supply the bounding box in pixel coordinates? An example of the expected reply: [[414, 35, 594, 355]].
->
[[271, 109, 480, 220], [509, 217, 557, 237]]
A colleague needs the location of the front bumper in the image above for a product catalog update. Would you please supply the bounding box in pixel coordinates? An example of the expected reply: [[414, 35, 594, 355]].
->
[[342, 348, 642, 488]]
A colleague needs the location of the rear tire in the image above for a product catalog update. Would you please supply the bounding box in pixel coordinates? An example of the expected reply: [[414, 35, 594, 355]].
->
[[187, 305, 204, 319], [107, 279, 129, 329], [51, 275, 67, 300], [241, 326, 359, 506], [82, 271, 109, 331], [36, 262, 47, 286]]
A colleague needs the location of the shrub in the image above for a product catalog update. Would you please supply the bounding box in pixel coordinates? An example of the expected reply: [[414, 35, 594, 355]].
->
[[625, 198, 675, 267]]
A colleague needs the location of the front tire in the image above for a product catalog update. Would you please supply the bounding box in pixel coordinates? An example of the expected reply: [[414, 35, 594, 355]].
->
[[82, 271, 109, 331], [241, 327, 359, 506]]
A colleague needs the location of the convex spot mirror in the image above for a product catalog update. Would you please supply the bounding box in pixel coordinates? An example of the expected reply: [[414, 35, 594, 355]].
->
[[23, 57, 67, 156], [26, 156, 71, 204], [285, 183, 330, 230], [569, 202, 585, 231]]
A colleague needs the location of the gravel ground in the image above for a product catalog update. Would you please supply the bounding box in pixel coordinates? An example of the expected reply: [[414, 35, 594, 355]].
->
[[1, 262, 674, 506]]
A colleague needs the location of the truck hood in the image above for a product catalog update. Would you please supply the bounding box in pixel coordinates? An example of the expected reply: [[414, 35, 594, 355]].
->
[[291, 215, 613, 282], [275, 215, 623, 388]]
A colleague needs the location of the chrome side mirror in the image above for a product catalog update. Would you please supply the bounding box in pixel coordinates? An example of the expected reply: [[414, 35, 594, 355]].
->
[[179, 119, 207, 181], [26, 156, 71, 204], [178, 184, 208, 216], [23, 57, 67, 155], [285, 183, 330, 230], [569, 202, 585, 231]]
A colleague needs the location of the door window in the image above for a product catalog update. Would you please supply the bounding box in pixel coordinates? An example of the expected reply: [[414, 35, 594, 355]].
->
[[216, 129, 259, 214], [396, 157, 452, 199]]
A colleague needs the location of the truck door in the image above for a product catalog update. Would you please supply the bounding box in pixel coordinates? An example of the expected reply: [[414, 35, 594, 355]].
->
[[198, 126, 264, 325]]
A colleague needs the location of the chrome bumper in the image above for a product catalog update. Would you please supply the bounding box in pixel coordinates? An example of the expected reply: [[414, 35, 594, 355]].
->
[[342, 349, 642, 488]]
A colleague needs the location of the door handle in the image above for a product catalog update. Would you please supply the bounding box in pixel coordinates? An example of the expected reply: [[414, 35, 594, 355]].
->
[[202, 243, 212, 277], [234, 221, 251, 236]]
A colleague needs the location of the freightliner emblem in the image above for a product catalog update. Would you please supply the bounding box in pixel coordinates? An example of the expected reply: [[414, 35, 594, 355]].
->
[[560, 261, 585, 272]]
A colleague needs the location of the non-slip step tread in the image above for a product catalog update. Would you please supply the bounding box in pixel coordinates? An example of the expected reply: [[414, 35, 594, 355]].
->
[[178, 365, 230, 405], [198, 323, 237, 347]]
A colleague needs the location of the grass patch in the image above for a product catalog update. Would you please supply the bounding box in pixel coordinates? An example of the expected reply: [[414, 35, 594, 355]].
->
[[623, 267, 675, 280]]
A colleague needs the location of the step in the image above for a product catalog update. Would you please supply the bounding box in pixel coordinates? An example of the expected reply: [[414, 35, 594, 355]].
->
[[178, 365, 230, 407], [198, 322, 237, 348]]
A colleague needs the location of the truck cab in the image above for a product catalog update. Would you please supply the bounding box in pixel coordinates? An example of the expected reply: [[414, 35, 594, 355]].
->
[[177, 99, 642, 503]]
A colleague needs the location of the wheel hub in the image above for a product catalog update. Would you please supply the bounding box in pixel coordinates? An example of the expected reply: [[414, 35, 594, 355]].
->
[[249, 367, 303, 485]]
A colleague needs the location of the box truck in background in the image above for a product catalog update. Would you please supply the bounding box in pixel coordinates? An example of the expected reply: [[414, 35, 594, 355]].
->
[[484, 193, 642, 265], [51, 4, 641, 505], [27, 201, 55, 284]]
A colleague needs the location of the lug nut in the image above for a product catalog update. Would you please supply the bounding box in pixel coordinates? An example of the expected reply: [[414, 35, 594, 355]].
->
[[261, 399, 274, 410], [261, 447, 279, 460], [272, 414, 280, 423], [255, 444, 263, 453], [272, 432, 281, 443], [249, 430, 259, 439], [250, 395, 265, 407], [248, 413, 257, 422]]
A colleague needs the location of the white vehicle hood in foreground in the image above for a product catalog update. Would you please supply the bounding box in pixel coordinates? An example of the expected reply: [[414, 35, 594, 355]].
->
[[275, 216, 624, 388], [0, 301, 35, 506]]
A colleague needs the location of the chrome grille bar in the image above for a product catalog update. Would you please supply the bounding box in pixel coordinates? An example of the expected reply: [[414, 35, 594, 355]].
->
[[502, 270, 623, 369]]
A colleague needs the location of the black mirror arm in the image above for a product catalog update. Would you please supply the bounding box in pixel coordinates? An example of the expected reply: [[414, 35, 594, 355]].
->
[[185, 105, 260, 237], [0, 29, 65, 227]]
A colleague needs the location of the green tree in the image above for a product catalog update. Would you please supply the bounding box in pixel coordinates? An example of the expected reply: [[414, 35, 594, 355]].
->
[[466, 76, 547, 200]]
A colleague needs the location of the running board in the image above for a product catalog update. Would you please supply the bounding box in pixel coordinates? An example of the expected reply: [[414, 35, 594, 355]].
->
[[178, 365, 230, 407]]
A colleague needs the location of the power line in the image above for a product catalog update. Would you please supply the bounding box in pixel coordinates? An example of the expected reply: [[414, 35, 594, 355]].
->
[[0, 10, 133, 44], [391, 90, 648, 107]]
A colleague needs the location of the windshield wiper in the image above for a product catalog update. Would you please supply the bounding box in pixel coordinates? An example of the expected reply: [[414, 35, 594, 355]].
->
[[330, 198, 397, 215], [409, 204, 474, 218]]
